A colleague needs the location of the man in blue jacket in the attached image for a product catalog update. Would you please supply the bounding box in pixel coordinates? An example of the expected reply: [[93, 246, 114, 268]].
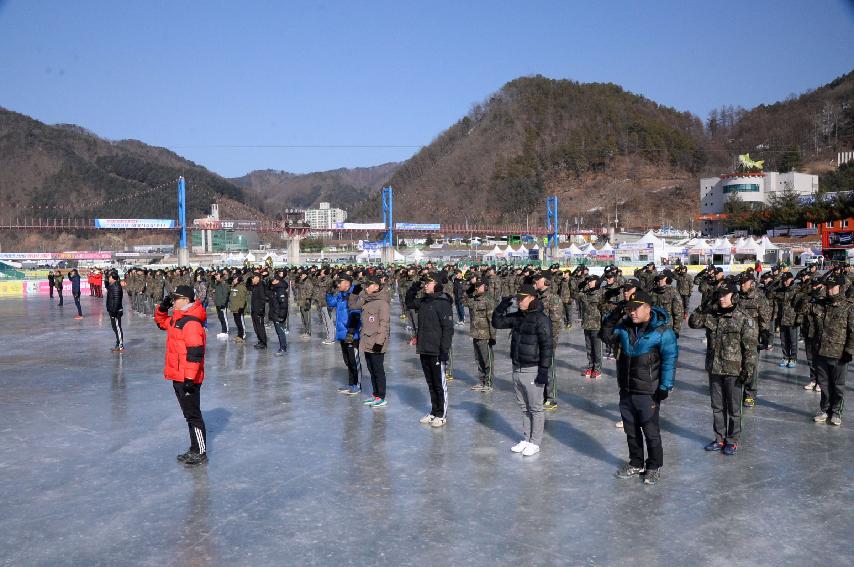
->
[[604, 289, 677, 485], [327, 273, 363, 395]]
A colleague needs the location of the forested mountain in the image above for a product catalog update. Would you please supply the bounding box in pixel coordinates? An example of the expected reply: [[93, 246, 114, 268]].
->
[[0, 108, 256, 222], [352, 71, 853, 228], [1, 69, 851, 244], [232, 163, 399, 218]]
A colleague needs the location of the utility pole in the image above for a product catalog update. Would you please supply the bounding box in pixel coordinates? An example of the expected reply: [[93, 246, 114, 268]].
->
[[177, 177, 189, 265]]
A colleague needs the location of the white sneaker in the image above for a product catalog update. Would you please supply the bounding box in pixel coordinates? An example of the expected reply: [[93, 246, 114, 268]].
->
[[216, 333, 228, 339], [511, 440, 530, 453], [803, 381, 816, 390], [521, 443, 540, 456], [616, 421, 624, 428], [419, 414, 435, 424], [431, 417, 447, 428]]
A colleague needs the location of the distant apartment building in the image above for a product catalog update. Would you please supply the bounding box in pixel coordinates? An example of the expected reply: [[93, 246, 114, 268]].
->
[[697, 171, 818, 236], [304, 202, 347, 229]]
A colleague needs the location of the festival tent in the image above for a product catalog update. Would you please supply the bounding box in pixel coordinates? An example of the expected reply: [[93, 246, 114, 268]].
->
[[407, 248, 425, 263], [563, 243, 584, 257], [392, 249, 406, 262], [509, 245, 528, 258], [245, 252, 257, 263]]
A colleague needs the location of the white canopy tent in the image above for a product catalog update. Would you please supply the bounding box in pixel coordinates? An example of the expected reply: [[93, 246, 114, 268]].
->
[[563, 243, 584, 257]]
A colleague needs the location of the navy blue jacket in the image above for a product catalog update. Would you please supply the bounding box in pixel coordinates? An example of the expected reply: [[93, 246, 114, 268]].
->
[[609, 306, 678, 394], [69, 273, 81, 295]]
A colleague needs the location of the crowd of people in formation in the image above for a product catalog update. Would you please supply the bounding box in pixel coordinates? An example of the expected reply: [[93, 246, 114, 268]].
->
[[46, 259, 854, 480]]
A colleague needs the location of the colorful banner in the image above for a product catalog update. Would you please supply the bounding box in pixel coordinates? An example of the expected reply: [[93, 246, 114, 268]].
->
[[395, 223, 441, 231], [95, 219, 176, 229], [335, 222, 386, 230], [194, 219, 261, 231]]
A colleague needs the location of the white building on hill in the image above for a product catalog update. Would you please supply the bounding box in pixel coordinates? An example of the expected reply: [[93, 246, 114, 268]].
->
[[697, 170, 818, 236], [304, 202, 347, 230]]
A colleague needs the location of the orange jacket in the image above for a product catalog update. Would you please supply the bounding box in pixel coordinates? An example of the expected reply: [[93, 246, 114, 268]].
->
[[155, 300, 207, 383]]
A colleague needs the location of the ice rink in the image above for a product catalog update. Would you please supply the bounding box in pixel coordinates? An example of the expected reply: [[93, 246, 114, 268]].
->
[[1, 293, 851, 566]]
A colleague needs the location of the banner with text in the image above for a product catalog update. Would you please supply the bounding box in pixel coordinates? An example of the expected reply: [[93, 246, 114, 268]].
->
[[95, 219, 176, 229]]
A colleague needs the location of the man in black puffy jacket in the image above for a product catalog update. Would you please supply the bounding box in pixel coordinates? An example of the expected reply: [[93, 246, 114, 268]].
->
[[492, 284, 554, 457], [105, 271, 125, 352], [268, 272, 289, 355], [249, 274, 269, 350], [408, 272, 455, 427]]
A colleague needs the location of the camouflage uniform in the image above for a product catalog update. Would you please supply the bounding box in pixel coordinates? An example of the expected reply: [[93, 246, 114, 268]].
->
[[801, 285, 854, 420], [689, 302, 758, 444], [462, 289, 497, 389], [650, 283, 684, 335], [674, 267, 693, 312], [558, 273, 574, 328], [296, 275, 314, 335], [539, 285, 564, 406], [579, 285, 604, 373], [737, 285, 772, 402]]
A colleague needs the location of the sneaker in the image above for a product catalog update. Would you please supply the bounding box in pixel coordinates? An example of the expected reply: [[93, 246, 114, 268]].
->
[[829, 415, 842, 426], [300, 333, 310, 340], [778, 359, 789, 368], [363, 396, 379, 405], [816, 384, 821, 392], [615, 421, 624, 428], [582, 369, 593, 377], [74, 316, 83, 320], [235, 336, 245, 344], [431, 417, 447, 428], [643, 468, 661, 485], [615, 462, 645, 479], [543, 400, 558, 411], [480, 385, 494, 393], [704, 440, 725, 452], [176, 448, 193, 462], [722, 443, 738, 456], [322, 339, 335, 345], [511, 440, 530, 453], [216, 332, 228, 339], [787, 360, 797, 368], [345, 385, 360, 396], [445, 373, 455, 381], [183, 452, 208, 466], [803, 381, 817, 390], [470, 383, 485, 391], [408, 337, 417, 346], [521, 443, 540, 456], [591, 370, 602, 379], [337, 385, 352, 393], [116, 347, 125, 353], [371, 398, 388, 408], [274, 348, 287, 356], [111, 346, 120, 352], [813, 410, 828, 423], [420, 414, 436, 424], [743, 397, 755, 408], [254, 343, 267, 350]]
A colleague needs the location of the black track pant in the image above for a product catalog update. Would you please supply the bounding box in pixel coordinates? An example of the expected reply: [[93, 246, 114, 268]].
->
[[709, 374, 743, 442], [814, 355, 847, 417], [232, 308, 246, 338], [619, 391, 663, 470], [110, 315, 124, 348], [340, 339, 362, 387], [73, 292, 82, 316], [364, 351, 386, 399], [251, 312, 267, 346], [216, 306, 229, 334], [173, 380, 207, 454], [420, 354, 447, 418], [584, 330, 602, 371]]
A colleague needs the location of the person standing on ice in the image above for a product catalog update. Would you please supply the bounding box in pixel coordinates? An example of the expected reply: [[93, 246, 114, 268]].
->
[[155, 285, 209, 467]]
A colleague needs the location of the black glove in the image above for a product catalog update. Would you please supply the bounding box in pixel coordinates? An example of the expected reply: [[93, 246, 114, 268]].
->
[[497, 296, 512, 311], [466, 286, 475, 298], [439, 352, 449, 363], [840, 353, 852, 365], [372, 343, 383, 353], [488, 339, 496, 347], [159, 296, 174, 312], [535, 367, 549, 385], [344, 333, 355, 344], [182, 379, 195, 395], [737, 371, 750, 385], [653, 389, 669, 402]]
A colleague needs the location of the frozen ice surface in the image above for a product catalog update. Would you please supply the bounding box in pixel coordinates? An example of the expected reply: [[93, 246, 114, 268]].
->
[[0, 294, 851, 566]]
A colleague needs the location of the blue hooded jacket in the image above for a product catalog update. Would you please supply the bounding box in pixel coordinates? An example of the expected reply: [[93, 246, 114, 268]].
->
[[611, 306, 678, 393], [326, 285, 362, 341]]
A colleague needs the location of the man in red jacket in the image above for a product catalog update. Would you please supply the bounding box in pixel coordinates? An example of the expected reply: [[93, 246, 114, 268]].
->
[[155, 284, 209, 466]]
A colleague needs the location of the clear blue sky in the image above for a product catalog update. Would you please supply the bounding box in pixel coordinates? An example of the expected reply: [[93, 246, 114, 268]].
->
[[1, 0, 852, 178]]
